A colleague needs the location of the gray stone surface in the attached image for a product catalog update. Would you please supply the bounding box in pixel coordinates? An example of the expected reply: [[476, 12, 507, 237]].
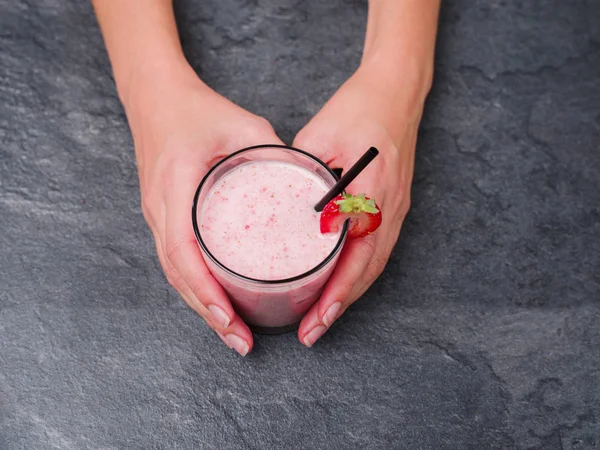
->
[[1, 0, 599, 448]]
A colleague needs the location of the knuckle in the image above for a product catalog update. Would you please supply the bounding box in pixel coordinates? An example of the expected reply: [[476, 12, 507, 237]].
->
[[139, 180, 167, 227], [403, 196, 411, 213], [254, 116, 275, 134], [241, 117, 275, 142], [387, 180, 411, 220], [293, 127, 325, 151], [357, 235, 377, 260], [165, 264, 183, 289], [140, 194, 154, 220], [186, 278, 208, 303], [397, 178, 410, 206], [166, 274, 178, 289], [399, 196, 411, 219], [338, 278, 356, 300], [165, 238, 183, 264], [293, 127, 311, 149], [367, 254, 388, 280]]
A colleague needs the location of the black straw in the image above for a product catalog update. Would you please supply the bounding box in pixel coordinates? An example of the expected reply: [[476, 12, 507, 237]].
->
[[314, 147, 379, 212]]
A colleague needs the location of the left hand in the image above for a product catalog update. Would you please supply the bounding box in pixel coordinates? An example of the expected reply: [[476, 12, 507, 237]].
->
[[293, 64, 429, 347]]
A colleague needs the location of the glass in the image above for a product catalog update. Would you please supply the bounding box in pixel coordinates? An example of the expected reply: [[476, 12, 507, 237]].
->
[[192, 145, 348, 334]]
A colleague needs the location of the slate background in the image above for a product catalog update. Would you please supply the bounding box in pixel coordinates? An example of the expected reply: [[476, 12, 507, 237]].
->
[[1, 0, 599, 449]]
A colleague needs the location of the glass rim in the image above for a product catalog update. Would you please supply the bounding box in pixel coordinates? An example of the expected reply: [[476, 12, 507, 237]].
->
[[191, 144, 348, 285]]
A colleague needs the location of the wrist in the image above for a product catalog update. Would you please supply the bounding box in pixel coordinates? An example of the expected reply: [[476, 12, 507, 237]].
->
[[356, 56, 431, 131], [361, 0, 439, 109], [118, 53, 199, 114], [360, 51, 433, 107], [117, 56, 211, 166]]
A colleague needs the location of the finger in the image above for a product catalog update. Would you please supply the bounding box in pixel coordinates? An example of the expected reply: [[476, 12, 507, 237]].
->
[[154, 226, 253, 355], [294, 137, 387, 347], [298, 234, 377, 347], [298, 206, 403, 348], [164, 171, 236, 325], [215, 315, 254, 356], [163, 172, 253, 354], [153, 229, 223, 335], [162, 229, 254, 356]]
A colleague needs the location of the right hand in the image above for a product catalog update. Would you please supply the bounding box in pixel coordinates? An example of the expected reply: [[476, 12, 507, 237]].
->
[[125, 65, 284, 356]]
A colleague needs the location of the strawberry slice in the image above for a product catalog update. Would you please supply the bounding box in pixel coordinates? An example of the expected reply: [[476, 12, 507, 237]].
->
[[320, 193, 382, 238]]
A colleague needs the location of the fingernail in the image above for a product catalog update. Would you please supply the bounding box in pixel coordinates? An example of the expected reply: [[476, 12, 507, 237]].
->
[[208, 305, 231, 328], [303, 325, 327, 348], [216, 331, 232, 348], [226, 334, 249, 357], [322, 302, 341, 327]]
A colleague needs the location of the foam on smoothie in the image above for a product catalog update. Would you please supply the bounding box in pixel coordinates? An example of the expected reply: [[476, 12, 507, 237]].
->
[[199, 160, 340, 280]]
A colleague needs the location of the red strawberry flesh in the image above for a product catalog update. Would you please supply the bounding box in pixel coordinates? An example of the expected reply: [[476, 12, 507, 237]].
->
[[320, 193, 382, 238]]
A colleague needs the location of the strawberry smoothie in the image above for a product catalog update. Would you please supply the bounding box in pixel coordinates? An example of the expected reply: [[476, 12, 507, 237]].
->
[[193, 146, 347, 332], [199, 161, 340, 280]]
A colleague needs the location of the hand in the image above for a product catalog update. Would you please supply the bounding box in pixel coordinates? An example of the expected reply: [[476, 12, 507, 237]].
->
[[127, 66, 284, 355], [293, 64, 428, 347]]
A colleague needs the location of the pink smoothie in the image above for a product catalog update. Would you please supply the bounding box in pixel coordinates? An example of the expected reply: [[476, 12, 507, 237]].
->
[[199, 160, 340, 280]]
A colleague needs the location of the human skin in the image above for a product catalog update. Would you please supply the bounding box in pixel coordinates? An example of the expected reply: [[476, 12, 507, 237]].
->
[[91, 0, 440, 355]]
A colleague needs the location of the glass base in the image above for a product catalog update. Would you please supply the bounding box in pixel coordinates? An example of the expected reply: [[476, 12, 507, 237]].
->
[[250, 322, 300, 335]]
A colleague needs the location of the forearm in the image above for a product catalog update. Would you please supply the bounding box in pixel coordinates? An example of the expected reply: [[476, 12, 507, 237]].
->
[[362, 0, 440, 106], [91, 0, 197, 111]]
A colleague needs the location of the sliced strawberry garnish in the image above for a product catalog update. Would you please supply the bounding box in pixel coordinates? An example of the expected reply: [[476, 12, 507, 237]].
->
[[320, 193, 382, 238]]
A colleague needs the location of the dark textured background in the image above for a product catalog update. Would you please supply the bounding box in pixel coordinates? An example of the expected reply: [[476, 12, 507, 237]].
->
[[1, 0, 599, 449]]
